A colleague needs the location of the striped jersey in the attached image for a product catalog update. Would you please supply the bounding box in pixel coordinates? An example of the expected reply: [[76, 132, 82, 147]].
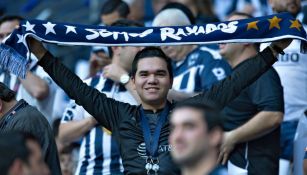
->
[[261, 23, 307, 121], [62, 73, 138, 175], [172, 45, 231, 93]]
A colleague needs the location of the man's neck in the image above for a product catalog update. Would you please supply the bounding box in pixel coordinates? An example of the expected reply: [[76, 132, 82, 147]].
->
[[228, 48, 257, 68], [182, 152, 217, 175], [141, 100, 167, 113], [0, 100, 18, 118]]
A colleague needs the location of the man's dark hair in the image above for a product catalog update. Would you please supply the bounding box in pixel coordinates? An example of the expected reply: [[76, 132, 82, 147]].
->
[[100, 0, 130, 18], [23, 132, 40, 144], [60, 144, 74, 154], [131, 47, 173, 80], [0, 132, 30, 174], [228, 11, 260, 51], [52, 118, 61, 137], [0, 15, 23, 25], [0, 82, 16, 102], [161, 2, 196, 24], [173, 102, 223, 131]]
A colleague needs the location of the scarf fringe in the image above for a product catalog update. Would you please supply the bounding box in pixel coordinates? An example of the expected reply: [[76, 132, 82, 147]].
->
[[0, 44, 27, 78]]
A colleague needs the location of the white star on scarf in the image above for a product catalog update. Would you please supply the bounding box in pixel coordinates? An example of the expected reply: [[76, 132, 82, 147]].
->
[[17, 34, 24, 43], [65, 25, 77, 34], [22, 21, 36, 33], [43, 22, 56, 35]]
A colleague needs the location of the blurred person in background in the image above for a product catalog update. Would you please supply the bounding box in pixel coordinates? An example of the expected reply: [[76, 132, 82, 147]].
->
[[213, 0, 270, 21], [53, 118, 76, 175], [100, 0, 130, 26], [0, 15, 22, 43], [0, 15, 57, 124], [219, 12, 284, 175], [169, 0, 219, 23], [152, 7, 231, 101], [263, 0, 307, 174], [78, 0, 130, 77], [59, 145, 75, 175], [87, 46, 111, 78], [124, 0, 145, 22], [0, 82, 61, 175]]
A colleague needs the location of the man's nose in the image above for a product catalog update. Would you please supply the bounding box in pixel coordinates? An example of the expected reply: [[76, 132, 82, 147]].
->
[[147, 74, 158, 84]]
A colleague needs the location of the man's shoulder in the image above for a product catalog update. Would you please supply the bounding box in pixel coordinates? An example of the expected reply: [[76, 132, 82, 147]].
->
[[248, 67, 282, 92], [259, 67, 281, 80], [7, 104, 50, 133], [18, 105, 48, 122]]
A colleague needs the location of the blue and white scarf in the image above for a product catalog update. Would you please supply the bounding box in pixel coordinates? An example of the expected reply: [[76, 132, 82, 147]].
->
[[0, 12, 306, 78]]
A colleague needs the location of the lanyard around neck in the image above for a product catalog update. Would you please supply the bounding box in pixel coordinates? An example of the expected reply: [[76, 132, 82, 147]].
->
[[139, 103, 170, 158]]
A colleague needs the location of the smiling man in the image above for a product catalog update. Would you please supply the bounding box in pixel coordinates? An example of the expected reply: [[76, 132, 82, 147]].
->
[[28, 34, 290, 174]]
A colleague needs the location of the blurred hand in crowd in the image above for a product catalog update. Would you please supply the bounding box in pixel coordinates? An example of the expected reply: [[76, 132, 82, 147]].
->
[[89, 51, 111, 77], [103, 63, 127, 82]]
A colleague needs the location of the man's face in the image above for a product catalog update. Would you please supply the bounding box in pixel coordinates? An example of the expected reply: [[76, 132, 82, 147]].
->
[[269, 0, 301, 16], [101, 11, 121, 26], [219, 43, 243, 61], [161, 45, 192, 62], [0, 20, 19, 42], [219, 15, 247, 61], [60, 153, 73, 175], [132, 57, 172, 106], [169, 107, 209, 165], [114, 46, 143, 72], [26, 140, 50, 175]]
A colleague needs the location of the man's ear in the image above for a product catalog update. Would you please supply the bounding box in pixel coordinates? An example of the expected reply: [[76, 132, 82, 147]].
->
[[0, 100, 3, 113], [169, 78, 173, 90], [131, 76, 136, 90], [208, 127, 223, 148], [9, 159, 25, 175]]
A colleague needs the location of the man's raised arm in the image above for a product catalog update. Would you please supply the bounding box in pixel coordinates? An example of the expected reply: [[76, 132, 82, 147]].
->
[[185, 40, 292, 110], [28, 38, 132, 131]]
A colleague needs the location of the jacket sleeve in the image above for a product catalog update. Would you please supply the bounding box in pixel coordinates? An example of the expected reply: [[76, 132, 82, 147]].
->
[[38, 52, 134, 131], [186, 47, 278, 110]]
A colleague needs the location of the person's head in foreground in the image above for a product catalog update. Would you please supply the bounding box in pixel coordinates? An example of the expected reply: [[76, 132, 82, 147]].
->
[[169, 102, 226, 175], [23, 133, 50, 175], [0, 132, 50, 175]]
